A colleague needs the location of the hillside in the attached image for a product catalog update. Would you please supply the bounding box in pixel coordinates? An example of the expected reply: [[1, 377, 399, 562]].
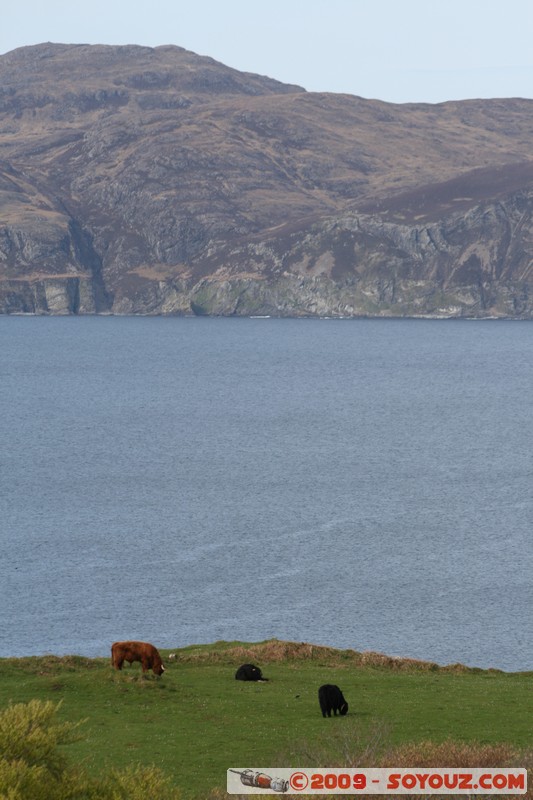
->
[[1, 640, 532, 798], [2, 43, 533, 316]]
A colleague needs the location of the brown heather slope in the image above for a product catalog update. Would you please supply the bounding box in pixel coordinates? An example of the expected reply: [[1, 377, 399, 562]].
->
[[1, 43, 533, 315]]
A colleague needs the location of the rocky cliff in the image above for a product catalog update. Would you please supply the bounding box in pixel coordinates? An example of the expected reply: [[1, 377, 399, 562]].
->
[[1, 43, 533, 316]]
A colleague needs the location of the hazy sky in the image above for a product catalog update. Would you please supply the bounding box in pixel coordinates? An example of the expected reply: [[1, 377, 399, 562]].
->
[[3, 0, 533, 104]]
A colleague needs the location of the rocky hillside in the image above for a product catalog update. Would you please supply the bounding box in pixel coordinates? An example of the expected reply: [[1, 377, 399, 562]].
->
[[1, 42, 533, 316]]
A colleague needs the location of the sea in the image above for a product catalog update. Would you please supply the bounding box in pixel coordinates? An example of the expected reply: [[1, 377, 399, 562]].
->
[[0, 316, 532, 671]]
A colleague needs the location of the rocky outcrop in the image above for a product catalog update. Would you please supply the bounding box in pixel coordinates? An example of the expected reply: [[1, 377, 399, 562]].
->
[[1, 43, 533, 316], [102, 189, 533, 318], [0, 275, 108, 314], [0, 192, 112, 313]]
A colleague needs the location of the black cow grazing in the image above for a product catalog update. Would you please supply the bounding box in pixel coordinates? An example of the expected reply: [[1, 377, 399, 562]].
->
[[235, 663, 268, 682], [318, 684, 349, 717]]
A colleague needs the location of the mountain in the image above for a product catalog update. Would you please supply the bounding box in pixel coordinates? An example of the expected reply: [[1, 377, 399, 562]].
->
[[1, 42, 533, 316]]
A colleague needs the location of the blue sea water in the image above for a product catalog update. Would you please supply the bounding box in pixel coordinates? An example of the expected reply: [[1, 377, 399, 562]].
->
[[0, 316, 532, 671]]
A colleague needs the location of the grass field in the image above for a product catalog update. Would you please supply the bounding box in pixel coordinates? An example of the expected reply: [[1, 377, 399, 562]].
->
[[0, 640, 531, 798]]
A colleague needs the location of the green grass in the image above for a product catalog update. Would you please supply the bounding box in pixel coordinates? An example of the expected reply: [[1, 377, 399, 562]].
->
[[0, 640, 531, 798]]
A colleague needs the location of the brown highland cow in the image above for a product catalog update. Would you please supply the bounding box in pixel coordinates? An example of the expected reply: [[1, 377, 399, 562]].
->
[[111, 640, 165, 676]]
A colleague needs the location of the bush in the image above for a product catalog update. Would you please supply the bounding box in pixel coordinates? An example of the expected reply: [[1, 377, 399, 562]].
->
[[285, 724, 533, 800], [0, 700, 178, 800]]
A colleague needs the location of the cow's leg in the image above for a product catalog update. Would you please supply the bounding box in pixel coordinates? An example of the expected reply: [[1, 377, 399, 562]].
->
[[114, 657, 124, 670]]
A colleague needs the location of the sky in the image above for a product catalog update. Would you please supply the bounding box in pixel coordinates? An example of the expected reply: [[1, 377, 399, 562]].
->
[[3, 0, 533, 105]]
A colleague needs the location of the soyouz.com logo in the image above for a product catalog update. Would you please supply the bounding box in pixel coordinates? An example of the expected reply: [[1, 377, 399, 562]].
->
[[227, 767, 527, 794]]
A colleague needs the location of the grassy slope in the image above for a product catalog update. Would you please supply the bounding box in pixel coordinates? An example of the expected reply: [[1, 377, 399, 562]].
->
[[0, 640, 531, 798]]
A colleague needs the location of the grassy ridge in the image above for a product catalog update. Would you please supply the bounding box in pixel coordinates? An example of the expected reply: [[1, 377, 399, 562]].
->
[[0, 640, 531, 798]]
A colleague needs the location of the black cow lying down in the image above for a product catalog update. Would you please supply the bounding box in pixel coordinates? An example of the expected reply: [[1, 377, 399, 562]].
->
[[318, 684, 349, 717], [235, 663, 268, 681]]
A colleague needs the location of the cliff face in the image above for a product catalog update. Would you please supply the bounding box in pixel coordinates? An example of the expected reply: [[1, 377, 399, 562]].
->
[[106, 193, 533, 319], [1, 43, 533, 316]]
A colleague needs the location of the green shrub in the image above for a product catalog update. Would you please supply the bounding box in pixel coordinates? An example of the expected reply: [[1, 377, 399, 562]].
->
[[0, 700, 178, 800]]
